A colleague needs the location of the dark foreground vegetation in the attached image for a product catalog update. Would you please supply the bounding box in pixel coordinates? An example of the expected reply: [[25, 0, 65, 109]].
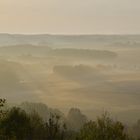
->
[[0, 99, 139, 140]]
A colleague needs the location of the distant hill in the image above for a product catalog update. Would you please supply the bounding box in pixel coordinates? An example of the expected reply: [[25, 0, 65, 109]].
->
[[0, 44, 117, 60], [0, 34, 140, 48]]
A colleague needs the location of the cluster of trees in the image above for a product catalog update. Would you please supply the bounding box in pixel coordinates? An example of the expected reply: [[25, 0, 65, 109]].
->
[[0, 99, 139, 140], [0, 99, 67, 140]]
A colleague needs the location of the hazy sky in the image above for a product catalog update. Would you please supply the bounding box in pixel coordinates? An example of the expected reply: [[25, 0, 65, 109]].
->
[[0, 0, 140, 34]]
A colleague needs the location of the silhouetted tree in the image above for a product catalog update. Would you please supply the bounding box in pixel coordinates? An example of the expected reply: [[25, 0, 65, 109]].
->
[[0, 99, 6, 119], [132, 119, 140, 139], [28, 111, 46, 139], [77, 113, 132, 140], [0, 107, 32, 139], [45, 113, 67, 140]]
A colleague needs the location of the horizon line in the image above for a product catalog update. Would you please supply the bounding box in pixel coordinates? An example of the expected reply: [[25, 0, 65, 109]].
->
[[0, 32, 140, 36]]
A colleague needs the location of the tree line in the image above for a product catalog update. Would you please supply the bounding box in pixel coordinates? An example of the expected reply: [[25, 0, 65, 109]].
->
[[0, 99, 139, 140]]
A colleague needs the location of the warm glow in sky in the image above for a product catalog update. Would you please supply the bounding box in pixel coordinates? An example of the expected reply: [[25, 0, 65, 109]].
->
[[0, 0, 140, 34]]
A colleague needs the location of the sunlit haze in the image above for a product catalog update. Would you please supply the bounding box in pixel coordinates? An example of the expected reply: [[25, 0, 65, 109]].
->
[[0, 0, 140, 34]]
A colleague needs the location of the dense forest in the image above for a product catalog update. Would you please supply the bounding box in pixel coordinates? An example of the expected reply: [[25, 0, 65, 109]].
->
[[0, 99, 140, 140]]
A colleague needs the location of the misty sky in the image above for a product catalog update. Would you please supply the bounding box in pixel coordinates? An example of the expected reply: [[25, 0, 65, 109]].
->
[[0, 0, 140, 34]]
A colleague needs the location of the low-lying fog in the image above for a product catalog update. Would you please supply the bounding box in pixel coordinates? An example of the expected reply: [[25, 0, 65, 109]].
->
[[0, 34, 140, 124]]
